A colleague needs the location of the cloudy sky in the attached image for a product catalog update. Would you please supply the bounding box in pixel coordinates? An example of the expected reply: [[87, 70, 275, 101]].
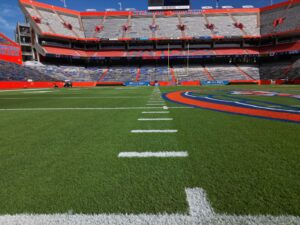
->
[[1, 0, 283, 40]]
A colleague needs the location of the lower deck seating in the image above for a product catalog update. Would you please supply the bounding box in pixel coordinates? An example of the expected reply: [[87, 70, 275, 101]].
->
[[139, 67, 171, 81], [26, 65, 104, 81], [102, 67, 137, 82], [0, 61, 55, 81], [174, 66, 208, 81], [2, 60, 299, 82], [260, 59, 300, 80], [206, 65, 249, 80]]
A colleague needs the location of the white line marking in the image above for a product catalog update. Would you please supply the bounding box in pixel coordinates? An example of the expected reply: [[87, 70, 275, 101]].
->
[[131, 130, 178, 133], [118, 151, 188, 158], [0, 107, 165, 111], [142, 111, 170, 114], [24, 91, 53, 94], [0, 107, 191, 112], [163, 106, 169, 110], [138, 118, 173, 121], [0, 88, 51, 93], [0, 188, 298, 225], [0, 97, 148, 100], [146, 104, 165, 106]]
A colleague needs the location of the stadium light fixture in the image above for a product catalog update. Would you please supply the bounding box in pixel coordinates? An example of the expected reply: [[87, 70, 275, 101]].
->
[[60, 0, 67, 8], [118, 2, 123, 11], [215, 0, 219, 8]]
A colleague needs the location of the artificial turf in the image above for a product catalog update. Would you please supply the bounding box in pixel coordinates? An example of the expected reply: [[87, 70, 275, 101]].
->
[[0, 85, 299, 216]]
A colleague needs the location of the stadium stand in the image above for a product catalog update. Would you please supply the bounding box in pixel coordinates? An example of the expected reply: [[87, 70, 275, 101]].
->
[[206, 15, 245, 37], [181, 15, 212, 37], [174, 66, 209, 81], [0, 61, 54, 81], [101, 67, 137, 82], [127, 16, 154, 39], [260, 2, 300, 35], [22, 1, 261, 39], [26, 64, 104, 81], [139, 66, 172, 81], [205, 64, 258, 80], [260, 58, 300, 80], [1, 0, 296, 86]]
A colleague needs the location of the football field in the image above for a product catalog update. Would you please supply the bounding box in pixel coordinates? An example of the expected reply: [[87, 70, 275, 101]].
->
[[0, 85, 299, 225]]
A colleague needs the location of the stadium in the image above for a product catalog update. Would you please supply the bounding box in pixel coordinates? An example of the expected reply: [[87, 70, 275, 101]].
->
[[0, 0, 299, 224]]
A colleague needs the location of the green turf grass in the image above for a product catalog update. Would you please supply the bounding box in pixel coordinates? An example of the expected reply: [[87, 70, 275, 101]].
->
[[0, 85, 299, 216]]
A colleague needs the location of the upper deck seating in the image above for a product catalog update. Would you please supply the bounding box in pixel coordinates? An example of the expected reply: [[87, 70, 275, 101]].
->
[[38, 9, 75, 37], [260, 3, 300, 35], [59, 14, 85, 38], [127, 16, 154, 39], [24, 6, 52, 33], [99, 17, 128, 39], [181, 16, 212, 37], [155, 16, 181, 39], [207, 15, 244, 36], [235, 14, 260, 36]]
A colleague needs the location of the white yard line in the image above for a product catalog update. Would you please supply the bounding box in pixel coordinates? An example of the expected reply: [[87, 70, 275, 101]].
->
[[24, 91, 53, 94], [142, 111, 170, 114], [146, 104, 165, 106], [118, 151, 188, 158], [131, 130, 178, 133], [0, 187, 298, 225], [138, 118, 173, 121]]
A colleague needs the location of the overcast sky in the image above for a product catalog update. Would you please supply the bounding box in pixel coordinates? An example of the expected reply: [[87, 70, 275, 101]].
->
[[0, 0, 283, 40]]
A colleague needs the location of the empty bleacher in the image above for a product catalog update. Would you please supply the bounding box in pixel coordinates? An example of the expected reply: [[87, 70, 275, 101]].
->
[[0, 61, 55, 81], [101, 67, 137, 82], [26, 64, 104, 81], [174, 66, 208, 81], [155, 16, 181, 39], [207, 15, 244, 37], [260, 59, 300, 80], [206, 64, 253, 80], [99, 17, 128, 39], [260, 3, 300, 35], [139, 67, 171, 81], [127, 16, 154, 39], [181, 15, 212, 37]]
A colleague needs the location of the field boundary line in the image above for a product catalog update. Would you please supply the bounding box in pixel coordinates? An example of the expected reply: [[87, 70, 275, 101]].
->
[[0, 187, 299, 225], [118, 151, 188, 158]]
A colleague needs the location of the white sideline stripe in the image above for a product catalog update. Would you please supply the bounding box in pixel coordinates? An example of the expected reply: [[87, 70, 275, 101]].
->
[[146, 104, 165, 106], [0, 88, 51, 93], [0, 107, 190, 112], [131, 130, 177, 133], [0, 188, 298, 225], [0, 107, 183, 111], [142, 111, 170, 114], [138, 118, 173, 121], [118, 151, 188, 158], [25, 91, 53, 94], [0, 96, 149, 100]]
